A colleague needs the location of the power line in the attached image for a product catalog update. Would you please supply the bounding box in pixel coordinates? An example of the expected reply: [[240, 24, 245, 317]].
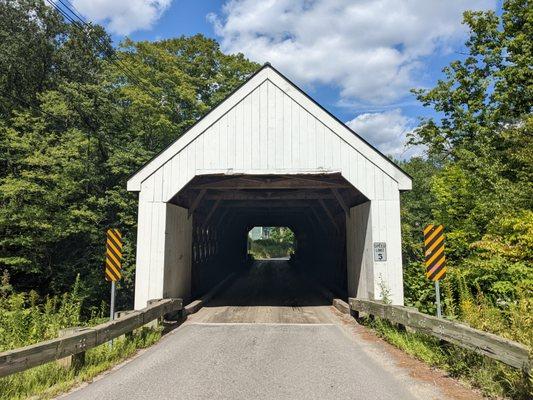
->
[[46, 0, 151, 93], [44, 0, 164, 102]]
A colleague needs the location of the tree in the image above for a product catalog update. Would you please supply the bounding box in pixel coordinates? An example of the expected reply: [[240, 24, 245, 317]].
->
[[0, 0, 259, 309], [403, 0, 532, 305]]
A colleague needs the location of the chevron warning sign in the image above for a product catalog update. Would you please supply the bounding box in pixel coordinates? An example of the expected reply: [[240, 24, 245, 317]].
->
[[424, 224, 446, 281], [105, 229, 123, 282]]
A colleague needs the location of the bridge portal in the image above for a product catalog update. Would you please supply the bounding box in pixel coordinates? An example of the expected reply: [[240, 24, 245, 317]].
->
[[127, 64, 411, 309]]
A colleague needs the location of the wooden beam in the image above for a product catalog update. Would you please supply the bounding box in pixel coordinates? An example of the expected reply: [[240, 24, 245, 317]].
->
[[219, 200, 318, 208], [282, 174, 343, 186], [214, 208, 230, 231], [202, 199, 221, 227], [188, 189, 207, 218], [310, 206, 326, 231], [331, 188, 349, 216], [205, 191, 334, 201], [318, 199, 340, 234], [305, 209, 327, 234], [188, 177, 349, 190]]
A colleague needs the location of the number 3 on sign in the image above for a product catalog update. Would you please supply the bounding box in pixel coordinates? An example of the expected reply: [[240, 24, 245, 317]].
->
[[373, 242, 387, 261]]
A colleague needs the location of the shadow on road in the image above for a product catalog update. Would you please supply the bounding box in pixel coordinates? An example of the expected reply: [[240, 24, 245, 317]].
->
[[205, 259, 330, 308]]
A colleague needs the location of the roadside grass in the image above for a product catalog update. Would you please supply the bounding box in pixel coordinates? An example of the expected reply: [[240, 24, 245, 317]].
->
[[0, 272, 164, 399], [363, 317, 532, 400], [0, 326, 162, 400]]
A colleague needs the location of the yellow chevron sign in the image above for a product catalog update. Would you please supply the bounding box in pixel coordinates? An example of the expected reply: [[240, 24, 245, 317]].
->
[[424, 224, 446, 281], [105, 229, 123, 282]]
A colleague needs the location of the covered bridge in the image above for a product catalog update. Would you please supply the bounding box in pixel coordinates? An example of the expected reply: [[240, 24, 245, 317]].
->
[[127, 64, 412, 310]]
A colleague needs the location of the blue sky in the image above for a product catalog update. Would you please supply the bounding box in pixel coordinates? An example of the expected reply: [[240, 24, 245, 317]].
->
[[69, 0, 499, 159]]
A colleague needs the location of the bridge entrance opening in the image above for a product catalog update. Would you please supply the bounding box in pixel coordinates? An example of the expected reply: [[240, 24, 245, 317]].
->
[[169, 173, 366, 302]]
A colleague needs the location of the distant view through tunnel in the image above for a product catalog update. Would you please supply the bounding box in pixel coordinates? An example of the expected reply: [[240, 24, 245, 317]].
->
[[247, 226, 295, 259]]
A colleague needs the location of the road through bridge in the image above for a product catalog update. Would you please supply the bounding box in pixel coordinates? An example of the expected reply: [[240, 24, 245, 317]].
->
[[61, 260, 469, 400]]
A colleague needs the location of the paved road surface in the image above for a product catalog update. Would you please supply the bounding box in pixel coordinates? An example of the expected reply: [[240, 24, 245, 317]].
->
[[60, 261, 452, 400]]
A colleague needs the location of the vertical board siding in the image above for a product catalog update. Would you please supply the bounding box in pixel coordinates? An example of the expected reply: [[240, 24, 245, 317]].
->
[[282, 92, 292, 168], [144, 79, 402, 203], [251, 89, 260, 169], [243, 94, 252, 170]]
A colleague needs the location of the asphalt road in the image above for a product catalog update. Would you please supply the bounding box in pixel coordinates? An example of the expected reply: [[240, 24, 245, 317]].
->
[[60, 261, 447, 400], [63, 323, 423, 400]]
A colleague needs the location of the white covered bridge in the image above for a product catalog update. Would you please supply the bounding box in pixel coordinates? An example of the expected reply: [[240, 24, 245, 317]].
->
[[127, 64, 412, 310]]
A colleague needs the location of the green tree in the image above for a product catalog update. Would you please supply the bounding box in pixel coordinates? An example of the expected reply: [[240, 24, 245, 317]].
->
[[404, 0, 532, 307], [0, 0, 259, 309]]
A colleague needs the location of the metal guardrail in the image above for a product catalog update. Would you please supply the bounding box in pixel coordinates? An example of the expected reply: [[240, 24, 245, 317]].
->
[[348, 298, 531, 371], [0, 298, 183, 378]]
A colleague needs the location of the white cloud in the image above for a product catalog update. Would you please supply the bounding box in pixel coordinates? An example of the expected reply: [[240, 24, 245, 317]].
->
[[346, 109, 422, 159], [209, 0, 495, 106], [72, 0, 172, 35]]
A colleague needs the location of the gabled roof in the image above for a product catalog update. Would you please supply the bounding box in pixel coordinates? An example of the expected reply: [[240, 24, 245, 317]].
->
[[127, 63, 412, 191]]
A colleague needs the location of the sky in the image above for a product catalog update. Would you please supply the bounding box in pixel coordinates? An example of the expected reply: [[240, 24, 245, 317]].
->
[[69, 0, 499, 159]]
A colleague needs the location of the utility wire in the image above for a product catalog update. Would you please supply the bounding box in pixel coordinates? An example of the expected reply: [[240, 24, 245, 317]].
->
[[46, 0, 151, 93], [44, 0, 163, 102]]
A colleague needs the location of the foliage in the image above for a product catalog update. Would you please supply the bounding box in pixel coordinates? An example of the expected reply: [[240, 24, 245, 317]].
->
[[400, 0, 532, 336], [0, 275, 162, 399], [0, 272, 100, 351], [0, 0, 259, 311], [249, 238, 294, 259], [365, 317, 532, 399], [269, 227, 295, 243], [249, 227, 296, 259]]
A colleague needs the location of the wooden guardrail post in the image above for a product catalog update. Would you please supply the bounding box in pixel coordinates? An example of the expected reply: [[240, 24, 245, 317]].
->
[[114, 310, 135, 340], [56, 327, 90, 371]]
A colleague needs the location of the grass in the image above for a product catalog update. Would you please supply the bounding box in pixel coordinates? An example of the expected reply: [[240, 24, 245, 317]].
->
[[0, 271, 164, 399], [0, 326, 162, 400], [363, 317, 532, 400]]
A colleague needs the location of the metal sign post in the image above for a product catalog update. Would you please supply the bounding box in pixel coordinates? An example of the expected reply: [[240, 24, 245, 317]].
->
[[435, 280, 442, 318], [424, 224, 446, 318], [110, 281, 116, 322]]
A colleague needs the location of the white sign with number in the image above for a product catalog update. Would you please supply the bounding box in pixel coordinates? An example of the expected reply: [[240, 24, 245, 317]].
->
[[373, 242, 387, 261]]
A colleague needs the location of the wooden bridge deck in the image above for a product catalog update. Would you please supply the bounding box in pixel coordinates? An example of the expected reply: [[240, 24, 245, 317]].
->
[[191, 260, 336, 324]]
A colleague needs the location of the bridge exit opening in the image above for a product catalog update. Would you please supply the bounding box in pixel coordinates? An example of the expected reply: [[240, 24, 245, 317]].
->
[[247, 226, 296, 260]]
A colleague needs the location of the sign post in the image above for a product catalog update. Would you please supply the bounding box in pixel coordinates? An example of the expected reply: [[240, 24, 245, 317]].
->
[[105, 229, 123, 327], [110, 281, 116, 321], [423, 224, 446, 318]]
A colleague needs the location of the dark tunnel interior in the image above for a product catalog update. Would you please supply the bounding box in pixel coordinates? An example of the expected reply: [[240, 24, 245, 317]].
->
[[170, 173, 368, 300]]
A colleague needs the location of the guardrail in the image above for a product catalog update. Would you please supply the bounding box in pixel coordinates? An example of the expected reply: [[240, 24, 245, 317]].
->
[[349, 298, 531, 372], [0, 298, 183, 378]]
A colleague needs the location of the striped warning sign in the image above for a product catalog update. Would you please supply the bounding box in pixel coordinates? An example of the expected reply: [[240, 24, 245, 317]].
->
[[424, 224, 446, 281], [105, 229, 123, 282]]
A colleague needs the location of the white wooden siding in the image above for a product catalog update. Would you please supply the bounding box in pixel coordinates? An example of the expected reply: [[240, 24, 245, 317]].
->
[[138, 79, 400, 203]]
